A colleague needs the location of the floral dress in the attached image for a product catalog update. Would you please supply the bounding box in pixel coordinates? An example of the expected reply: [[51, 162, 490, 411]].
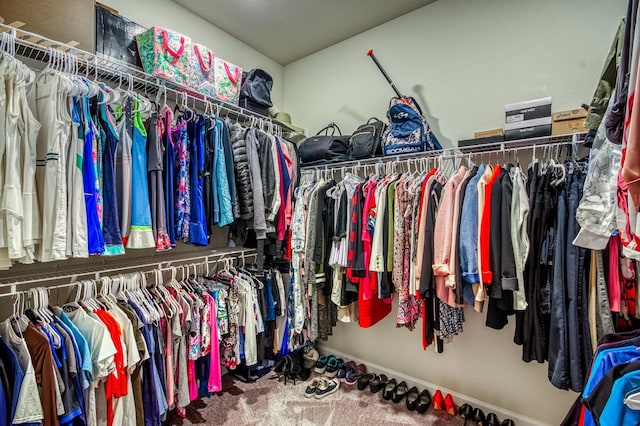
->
[[172, 119, 191, 242], [397, 177, 422, 330]]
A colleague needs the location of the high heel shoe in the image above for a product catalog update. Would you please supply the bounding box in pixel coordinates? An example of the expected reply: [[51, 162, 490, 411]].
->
[[369, 374, 388, 393], [473, 407, 486, 425], [486, 412, 500, 426], [444, 393, 457, 420], [432, 389, 445, 414], [501, 419, 515, 426], [392, 381, 409, 403], [459, 403, 474, 423], [382, 378, 397, 401], [416, 389, 432, 414], [405, 387, 420, 411]]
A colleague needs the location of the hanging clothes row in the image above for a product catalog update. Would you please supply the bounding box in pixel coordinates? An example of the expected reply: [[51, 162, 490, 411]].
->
[[294, 144, 598, 390], [0, 256, 289, 426], [0, 49, 300, 270]]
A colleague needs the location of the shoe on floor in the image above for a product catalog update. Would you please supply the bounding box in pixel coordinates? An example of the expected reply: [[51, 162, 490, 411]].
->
[[356, 372, 375, 390], [314, 355, 329, 374], [325, 357, 343, 378], [336, 360, 357, 380], [304, 378, 323, 398], [315, 378, 340, 399], [303, 348, 319, 370], [345, 363, 367, 385]]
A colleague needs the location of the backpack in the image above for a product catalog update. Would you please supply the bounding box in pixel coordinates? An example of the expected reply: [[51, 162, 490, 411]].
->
[[239, 69, 273, 115], [382, 97, 441, 155], [348, 117, 386, 159]]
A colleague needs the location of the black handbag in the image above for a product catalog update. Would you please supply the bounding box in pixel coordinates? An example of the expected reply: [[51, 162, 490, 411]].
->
[[95, 5, 146, 68], [299, 123, 351, 165], [348, 117, 386, 159]]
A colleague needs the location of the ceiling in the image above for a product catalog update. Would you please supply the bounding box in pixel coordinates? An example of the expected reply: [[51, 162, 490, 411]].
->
[[172, 0, 437, 65]]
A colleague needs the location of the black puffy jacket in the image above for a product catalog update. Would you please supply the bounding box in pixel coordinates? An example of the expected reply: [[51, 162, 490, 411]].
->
[[228, 121, 254, 220]]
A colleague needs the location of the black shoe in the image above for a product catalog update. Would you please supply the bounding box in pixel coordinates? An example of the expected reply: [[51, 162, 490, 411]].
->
[[405, 386, 420, 411], [369, 374, 388, 393], [473, 407, 486, 425], [357, 373, 375, 391], [459, 403, 474, 420], [382, 378, 397, 401], [501, 420, 515, 426], [486, 413, 500, 426], [415, 389, 432, 414], [392, 381, 409, 403]]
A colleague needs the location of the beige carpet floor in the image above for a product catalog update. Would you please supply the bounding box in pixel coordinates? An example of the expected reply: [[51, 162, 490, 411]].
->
[[163, 373, 467, 426]]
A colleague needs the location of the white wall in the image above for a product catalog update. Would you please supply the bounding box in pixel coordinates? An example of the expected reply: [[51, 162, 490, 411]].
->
[[283, 1, 627, 424], [102, 0, 285, 108], [283, 0, 625, 147]]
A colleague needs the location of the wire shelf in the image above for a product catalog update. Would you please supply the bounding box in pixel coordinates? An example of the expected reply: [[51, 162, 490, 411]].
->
[[1, 21, 306, 137], [301, 132, 588, 171]]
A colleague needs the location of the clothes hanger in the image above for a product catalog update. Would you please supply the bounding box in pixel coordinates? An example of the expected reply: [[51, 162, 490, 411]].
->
[[137, 272, 163, 322], [126, 273, 153, 323], [10, 292, 29, 336], [97, 277, 116, 310]]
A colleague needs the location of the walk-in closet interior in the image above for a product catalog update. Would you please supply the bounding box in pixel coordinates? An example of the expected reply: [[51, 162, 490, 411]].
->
[[0, 0, 635, 425]]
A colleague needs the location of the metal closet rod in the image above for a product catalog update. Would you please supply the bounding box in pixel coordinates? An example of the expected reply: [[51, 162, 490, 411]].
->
[[0, 22, 303, 137], [0, 248, 257, 294], [302, 132, 587, 174]]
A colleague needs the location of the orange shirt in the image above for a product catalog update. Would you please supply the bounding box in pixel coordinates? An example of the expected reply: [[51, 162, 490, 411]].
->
[[93, 309, 127, 426]]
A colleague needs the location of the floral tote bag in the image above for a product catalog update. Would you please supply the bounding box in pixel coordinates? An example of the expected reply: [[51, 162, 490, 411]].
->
[[187, 43, 216, 98], [136, 27, 191, 87], [213, 57, 242, 105]]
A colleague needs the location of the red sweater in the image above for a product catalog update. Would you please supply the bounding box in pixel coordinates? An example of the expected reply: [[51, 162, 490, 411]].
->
[[479, 165, 502, 284]]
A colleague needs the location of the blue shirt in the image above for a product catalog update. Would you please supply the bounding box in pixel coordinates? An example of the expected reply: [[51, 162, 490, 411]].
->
[[0, 336, 23, 425], [128, 302, 167, 420], [601, 369, 640, 426], [0, 365, 7, 426], [59, 310, 94, 382], [459, 164, 485, 287], [215, 119, 233, 227]]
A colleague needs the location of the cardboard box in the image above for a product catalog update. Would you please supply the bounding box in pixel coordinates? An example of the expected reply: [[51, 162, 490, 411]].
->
[[474, 128, 504, 138], [552, 109, 587, 121], [0, 0, 95, 53], [551, 108, 587, 135], [458, 135, 504, 151], [505, 124, 552, 141], [505, 97, 552, 123], [504, 116, 552, 131]]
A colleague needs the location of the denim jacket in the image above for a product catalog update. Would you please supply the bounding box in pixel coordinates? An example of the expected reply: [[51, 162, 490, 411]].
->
[[459, 164, 485, 285]]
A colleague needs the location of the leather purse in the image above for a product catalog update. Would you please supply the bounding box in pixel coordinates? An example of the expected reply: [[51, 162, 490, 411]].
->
[[299, 123, 351, 165]]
